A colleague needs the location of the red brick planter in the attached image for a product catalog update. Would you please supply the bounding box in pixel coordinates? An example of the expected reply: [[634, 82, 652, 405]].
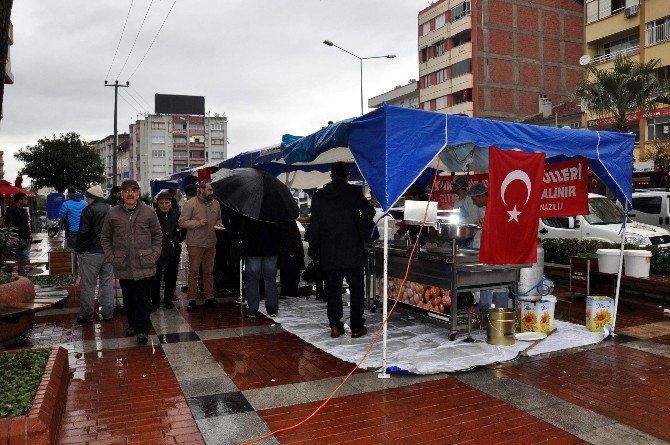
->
[[48, 251, 74, 276], [0, 347, 70, 445], [62, 285, 81, 308]]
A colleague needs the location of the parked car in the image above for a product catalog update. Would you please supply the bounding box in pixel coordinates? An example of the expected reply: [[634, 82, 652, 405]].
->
[[538, 194, 670, 248], [629, 190, 670, 229]]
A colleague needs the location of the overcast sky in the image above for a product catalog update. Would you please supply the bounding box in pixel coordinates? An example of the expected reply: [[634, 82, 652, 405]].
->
[[0, 0, 428, 183]]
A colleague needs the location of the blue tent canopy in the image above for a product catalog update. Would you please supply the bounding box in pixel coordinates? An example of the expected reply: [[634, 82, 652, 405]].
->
[[283, 104, 635, 212]]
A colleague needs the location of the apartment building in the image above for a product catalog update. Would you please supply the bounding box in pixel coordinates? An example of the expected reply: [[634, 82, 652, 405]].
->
[[90, 134, 130, 193], [584, 0, 670, 159], [128, 113, 228, 192], [418, 0, 584, 120], [368, 80, 419, 109]]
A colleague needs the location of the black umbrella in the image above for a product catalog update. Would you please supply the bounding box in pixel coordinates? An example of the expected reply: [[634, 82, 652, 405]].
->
[[211, 168, 299, 223]]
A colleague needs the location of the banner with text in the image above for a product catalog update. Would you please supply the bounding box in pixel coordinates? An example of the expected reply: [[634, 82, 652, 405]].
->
[[539, 158, 588, 217], [432, 174, 489, 210]]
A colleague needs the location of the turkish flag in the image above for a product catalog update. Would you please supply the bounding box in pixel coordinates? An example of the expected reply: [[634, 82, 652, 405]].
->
[[197, 167, 211, 182], [480, 147, 546, 265]]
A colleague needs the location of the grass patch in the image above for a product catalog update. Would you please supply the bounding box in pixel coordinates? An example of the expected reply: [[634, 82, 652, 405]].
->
[[29, 274, 77, 287], [49, 247, 73, 253], [0, 349, 51, 417], [0, 273, 17, 285]]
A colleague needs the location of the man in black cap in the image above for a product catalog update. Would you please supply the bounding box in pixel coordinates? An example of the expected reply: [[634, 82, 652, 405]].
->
[[101, 180, 162, 343], [308, 162, 375, 338], [151, 191, 182, 310]]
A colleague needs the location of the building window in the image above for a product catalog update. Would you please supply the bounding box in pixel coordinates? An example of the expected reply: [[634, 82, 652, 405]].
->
[[451, 0, 471, 22], [646, 16, 670, 46], [422, 102, 431, 110], [151, 135, 165, 144], [436, 96, 447, 110], [210, 122, 224, 131], [420, 47, 428, 62], [173, 150, 187, 157], [452, 30, 471, 48], [151, 121, 166, 130], [191, 150, 205, 159], [433, 41, 445, 57], [211, 151, 225, 159], [586, 0, 629, 24], [212, 138, 225, 145], [151, 150, 165, 158], [190, 136, 203, 144], [435, 13, 446, 29], [451, 59, 472, 78], [453, 88, 472, 105], [423, 74, 431, 88], [611, 0, 625, 14], [603, 34, 638, 55], [422, 22, 430, 36], [436, 69, 447, 84], [647, 116, 670, 141]]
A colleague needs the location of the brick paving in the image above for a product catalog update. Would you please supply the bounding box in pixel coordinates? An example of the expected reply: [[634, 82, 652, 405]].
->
[[500, 344, 670, 442], [178, 301, 274, 332], [204, 332, 360, 390], [57, 346, 204, 445], [259, 379, 586, 445]]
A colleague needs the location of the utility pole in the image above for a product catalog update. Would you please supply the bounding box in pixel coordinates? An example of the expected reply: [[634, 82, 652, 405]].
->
[[105, 80, 129, 187]]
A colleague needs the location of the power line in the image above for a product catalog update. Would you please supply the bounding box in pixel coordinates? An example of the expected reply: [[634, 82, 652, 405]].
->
[[127, 0, 178, 81], [124, 87, 148, 114], [119, 88, 143, 115], [130, 84, 153, 111], [105, 0, 135, 81], [116, 0, 156, 80]]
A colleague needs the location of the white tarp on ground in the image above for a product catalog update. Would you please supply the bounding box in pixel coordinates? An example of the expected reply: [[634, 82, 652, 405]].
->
[[260, 294, 609, 374]]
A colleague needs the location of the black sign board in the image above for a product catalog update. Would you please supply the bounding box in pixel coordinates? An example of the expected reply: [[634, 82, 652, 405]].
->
[[155, 94, 205, 116]]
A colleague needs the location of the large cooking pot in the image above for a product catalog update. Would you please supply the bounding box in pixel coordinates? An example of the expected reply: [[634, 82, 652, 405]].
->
[[438, 223, 480, 241]]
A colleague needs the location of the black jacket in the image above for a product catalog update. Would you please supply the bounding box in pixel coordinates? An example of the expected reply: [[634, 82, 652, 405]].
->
[[4, 205, 31, 240], [76, 198, 110, 254], [156, 207, 182, 265], [308, 179, 375, 271], [278, 220, 305, 270], [242, 217, 285, 258]]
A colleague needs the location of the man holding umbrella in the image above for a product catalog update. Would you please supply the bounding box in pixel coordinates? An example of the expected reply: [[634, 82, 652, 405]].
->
[[308, 162, 375, 339], [179, 179, 224, 312]]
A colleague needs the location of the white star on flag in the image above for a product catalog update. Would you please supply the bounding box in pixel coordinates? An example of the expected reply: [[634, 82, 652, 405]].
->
[[507, 205, 521, 222]]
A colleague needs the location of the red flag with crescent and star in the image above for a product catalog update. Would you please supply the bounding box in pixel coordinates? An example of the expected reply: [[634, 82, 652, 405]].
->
[[480, 147, 546, 265]]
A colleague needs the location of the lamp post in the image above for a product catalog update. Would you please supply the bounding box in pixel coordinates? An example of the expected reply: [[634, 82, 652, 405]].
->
[[323, 40, 395, 116]]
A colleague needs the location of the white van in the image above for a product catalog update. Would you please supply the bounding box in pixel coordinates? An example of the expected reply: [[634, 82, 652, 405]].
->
[[538, 194, 670, 248], [630, 190, 670, 229]]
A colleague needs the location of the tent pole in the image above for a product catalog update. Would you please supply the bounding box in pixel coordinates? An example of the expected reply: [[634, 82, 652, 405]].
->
[[612, 200, 628, 332], [239, 259, 244, 304], [378, 216, 390, 379]]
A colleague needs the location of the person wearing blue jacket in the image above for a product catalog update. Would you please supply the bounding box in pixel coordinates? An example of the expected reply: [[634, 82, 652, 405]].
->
[[59, 187, 88, 251]]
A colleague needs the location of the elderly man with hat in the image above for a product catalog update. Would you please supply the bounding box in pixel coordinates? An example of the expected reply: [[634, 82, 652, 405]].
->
[[151, 191, 183, 311], [75, 185, 114, 323], [101, 180, 162, 343]]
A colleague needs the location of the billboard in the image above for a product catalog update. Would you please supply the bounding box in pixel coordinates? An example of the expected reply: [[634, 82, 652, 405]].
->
[[155, 94, 205, 116]]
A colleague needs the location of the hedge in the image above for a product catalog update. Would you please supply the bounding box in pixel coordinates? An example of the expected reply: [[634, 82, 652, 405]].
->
[[542, 238, 670, 276]]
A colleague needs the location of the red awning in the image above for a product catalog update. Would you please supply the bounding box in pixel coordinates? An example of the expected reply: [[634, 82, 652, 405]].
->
[[0, 180, 36, 198]]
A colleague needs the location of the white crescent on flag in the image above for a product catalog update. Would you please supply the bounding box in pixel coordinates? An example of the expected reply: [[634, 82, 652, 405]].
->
[[500, 170, 532, 205]]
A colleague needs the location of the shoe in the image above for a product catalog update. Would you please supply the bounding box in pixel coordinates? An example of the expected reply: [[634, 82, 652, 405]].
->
[[204, 298, 219, 308], [351, 326, 368, 338], [164, 302, 174, 310], [330, 326, 345, 338], [187, 300, 197, 312], [268, 312, 278, 318], [125, 327, 136, 337], [136, 333, 148, 344], [247, 312, 257, 319], [76, 316, 93, 324], [150, 303, 159, 312]]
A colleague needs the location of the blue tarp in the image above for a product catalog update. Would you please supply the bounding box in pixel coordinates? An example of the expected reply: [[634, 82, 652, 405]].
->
[[281, 118, 354, 164], [284, 104, 635, 212]]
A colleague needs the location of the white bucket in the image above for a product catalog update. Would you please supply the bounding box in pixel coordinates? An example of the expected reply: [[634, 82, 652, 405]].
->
[[596, 249, 620, 274], [623, 250, 652, 278], [518, 246, 545, 300]]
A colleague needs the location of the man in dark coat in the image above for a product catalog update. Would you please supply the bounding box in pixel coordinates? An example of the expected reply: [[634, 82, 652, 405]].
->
[[2, 192, 31, 276], [278, 220, 305, 299], [151, 191, 182, 311], [76, 185, 114, 324], [308, 162, 375, 338]]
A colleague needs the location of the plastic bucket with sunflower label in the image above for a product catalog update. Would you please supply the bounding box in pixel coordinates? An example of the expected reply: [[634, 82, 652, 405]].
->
[[517, 296, 556, 334], [586, 296, 614, 332]]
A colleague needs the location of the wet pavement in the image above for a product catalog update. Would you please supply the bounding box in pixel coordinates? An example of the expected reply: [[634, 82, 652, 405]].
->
[[3, 233, 670, 444]]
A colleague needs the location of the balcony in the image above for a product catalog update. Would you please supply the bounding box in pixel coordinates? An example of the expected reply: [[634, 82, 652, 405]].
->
[[172, 129, 186, 136], [173, 143, 187, 150], [646, 21, 670, 47], [189, 129, 205, 136], [592, 45, 639, 64]]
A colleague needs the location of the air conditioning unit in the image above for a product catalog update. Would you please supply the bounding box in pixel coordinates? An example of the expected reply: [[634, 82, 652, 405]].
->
[[624, 5, 639, 18]]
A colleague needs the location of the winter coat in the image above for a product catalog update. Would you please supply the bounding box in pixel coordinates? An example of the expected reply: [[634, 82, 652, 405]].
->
[[76, 198, 110, 254], [156, 207, 182, 265], [4, 205, 31, 240], [100, 202, 162, 280], [278, 220, 305, 270], [58, 194, 87, 233], [178, 196, 222, 248], [308, 179, 375, 271], [242, 217, 285, 258]]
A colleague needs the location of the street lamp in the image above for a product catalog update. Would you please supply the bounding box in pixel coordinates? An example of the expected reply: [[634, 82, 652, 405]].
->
[[323, 40, 396, 116]]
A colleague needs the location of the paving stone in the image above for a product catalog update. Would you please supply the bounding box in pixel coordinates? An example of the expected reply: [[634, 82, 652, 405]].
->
[[528, 401, 615, 434], [187, 391, 254, 419], [623, 339, 670, 359], [577, 422, 667, 445], [180, 376, 239, 398], [196, 412, 278, 445]]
